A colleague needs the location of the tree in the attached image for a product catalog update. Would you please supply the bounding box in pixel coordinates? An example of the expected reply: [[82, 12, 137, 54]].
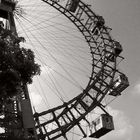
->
[[0, 26, 40, 97]]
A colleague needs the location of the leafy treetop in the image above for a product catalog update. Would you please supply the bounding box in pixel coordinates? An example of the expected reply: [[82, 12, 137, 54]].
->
[[0, 22, 41, 97]]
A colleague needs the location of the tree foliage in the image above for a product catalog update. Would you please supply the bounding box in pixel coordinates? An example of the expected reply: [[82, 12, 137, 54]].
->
[[0, 25, 40, 97]]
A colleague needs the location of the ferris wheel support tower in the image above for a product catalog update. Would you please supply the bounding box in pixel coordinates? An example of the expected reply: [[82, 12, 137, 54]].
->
[[0, 0, 38, 139]]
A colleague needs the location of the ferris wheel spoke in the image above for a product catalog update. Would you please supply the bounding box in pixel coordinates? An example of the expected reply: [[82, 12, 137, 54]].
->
[[16, 14, 71, 107], [16, 13, 89, 45], [15, 17, 66, 107], [16, 17, 89, 90]]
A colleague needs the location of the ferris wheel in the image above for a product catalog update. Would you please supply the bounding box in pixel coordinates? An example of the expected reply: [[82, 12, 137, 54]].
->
[[0, 0, 129, 140]]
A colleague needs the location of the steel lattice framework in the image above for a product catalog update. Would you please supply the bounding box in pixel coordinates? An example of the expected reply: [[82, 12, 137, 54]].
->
[[33, 0, 126, 139], [0, 0, 128, 140]]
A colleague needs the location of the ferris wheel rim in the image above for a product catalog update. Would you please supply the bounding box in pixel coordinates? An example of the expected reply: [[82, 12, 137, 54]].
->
[[13, 0, 120, 139], [32, 0, 117, 105]]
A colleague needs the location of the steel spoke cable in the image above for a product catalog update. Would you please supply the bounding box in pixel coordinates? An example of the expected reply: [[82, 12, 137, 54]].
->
[[17, 17, 92, 72], [15, 15, 81, 101], [34, 40, 91, 75], [17, 15, 84, 90], [36, 69, 67, 108], [18, 39, 90, 68], [104, 96, 118, 107], [40, 65, 66, 103], [20, 3, 51, 7], [35, 58, 82, 89], [17, 2, 72, 28], [16, 3, 58, 16], [16, 16, 68, 105], [37, 73, 65, 105], [38, 52, 90, 75], [14, 19, 83, 91], [48, 69, 69, 102], [20, 3, 60, 14], [19, 11, 63, 32], [23, 31, 89, 61], [29, 81, 51, 109], [37, 54, 90, 80], [15, 15, 56, 109], [15, 16, 86, 50], [17, 12, 86, 43], [17, 33, 51, 109], [26, 0, 42, 13], [34, 45, 91, 65], [34, 76, 53, 109], [20, 22, 85, 46], [29, 85, 50, 112], [20, 6, 61, 20], [18, 10, 81, 33], [18, 0, 39, 14], [20, 2, 92, 61]]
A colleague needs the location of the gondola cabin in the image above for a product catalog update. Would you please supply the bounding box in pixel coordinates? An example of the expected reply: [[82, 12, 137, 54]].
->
[[67, 0, 80, 13], [91, 16, 105, 35], [107, 41, 123, 62], [89, 114, 114, 138], [109, 74, 129, 96]]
